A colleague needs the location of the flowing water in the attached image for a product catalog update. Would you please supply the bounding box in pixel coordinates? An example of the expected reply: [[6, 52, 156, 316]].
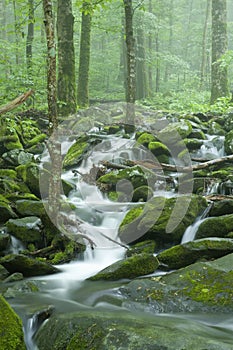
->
[[8, 132, 233, 348]]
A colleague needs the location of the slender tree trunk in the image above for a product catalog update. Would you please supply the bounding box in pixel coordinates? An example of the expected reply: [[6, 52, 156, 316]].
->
[[117, 14, 127, 85], [164, 0, 173, 83], [13, 0, 20, 65], [57, 0, 76, 115], [210, 0, 229, 104], [43, 0, 61, 224], [200, 0, 211, 88], [155, 29, 160, 93], [123, 0, 136, 123], [0, 0, 8, 78], [26, 0, 34, 77], [148, 0, 153, 95], [77, 2, 91, 108], [135, 13, 147, 99]]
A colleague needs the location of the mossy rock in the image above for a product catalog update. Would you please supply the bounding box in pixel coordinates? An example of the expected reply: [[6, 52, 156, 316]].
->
[[3, 272, 24, 283], [209, 199, 233, 216], [132, 185, 154, 202], [184, 138, 204, 151], [0, 233, 10, 252], [2, 149, 34, 166], [148, 141, 170, 163], [35, 309, 233, 350], [0, 254, 60, 277], [119, 195, 207, 246], [0, 201, 17, 223], [6, 216, 43, 245], [188, 129, 206, 140], [97, 165, 156, 193], [0, 264, 9, 280], [88, 253, 159, 281], [15, 200, 45, 217], [25, 133, 47, 148], [120, 253, 233, 314], [195, 214, 233, 239], [0, 294, 26, 349], [224, 130, 233, 155], [0, 169, 17, 179], [3, 280, 40, 298], [207, 121, 225, 136], [157, 238, 233, 270], [63, 134, 102, 169], [126, 240, 156, 257], [136, 132, 158, 147], [16, 162, 41, 197], [158, 120, 192, 145]]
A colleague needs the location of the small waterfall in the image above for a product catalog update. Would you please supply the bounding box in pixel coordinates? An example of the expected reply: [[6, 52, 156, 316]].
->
[[181, 204, 213, 244], [8, 236, 25, 254], [196, 135, 225, 160]]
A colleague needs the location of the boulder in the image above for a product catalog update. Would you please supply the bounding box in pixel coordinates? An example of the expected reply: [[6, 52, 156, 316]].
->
[[35, 309, 233, 350], [0, 254, 60, 277], [119, 195, 208, 246], [136, 132, 158, 146], [209, 199, 233, 216], [195, 214, 233, 239], [15, 200, 45, 217], [224, 130, 233, 155], [126, 240, 156, 257], [148, 141, 170, 163], [0, 294, 26, 349], [0, 233, 11, 252], [6, 216, 43, 245], [0, 201, 17, 223], [88, 253, 159, 281], [157, 120, 192, 145], [157, 237, 233, 270], [132, 185, 154, 202]]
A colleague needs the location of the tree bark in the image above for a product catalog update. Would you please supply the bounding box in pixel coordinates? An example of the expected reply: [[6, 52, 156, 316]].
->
[[26, 0, 34, 77], [57, 0, 77, 115], [200, 0, 211, 88], [0, 90, 34, 115], [210, 0, 229, 104], [135, 12, 147, 99], [123, 0, 136, 123], [77, 2, 92, 108]]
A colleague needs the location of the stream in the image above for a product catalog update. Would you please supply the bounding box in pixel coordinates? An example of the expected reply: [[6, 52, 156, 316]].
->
[[8, 130, 233, 349]]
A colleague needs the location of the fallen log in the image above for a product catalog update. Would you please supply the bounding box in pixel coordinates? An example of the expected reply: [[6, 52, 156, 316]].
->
[[0, 89, 34, 115]]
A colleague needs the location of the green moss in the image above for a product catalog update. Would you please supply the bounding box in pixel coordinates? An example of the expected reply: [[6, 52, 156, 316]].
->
[[132, 186, 153, 202], [0, 294, 26, 349], [120, 206, 144, 227], [0, 169, 17, 179], [137, 132, 157, 147], [67, 325, 104, 350]]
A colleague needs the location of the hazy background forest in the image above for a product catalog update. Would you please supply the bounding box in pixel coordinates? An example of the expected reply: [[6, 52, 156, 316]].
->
[[1, 0, 233, 114]]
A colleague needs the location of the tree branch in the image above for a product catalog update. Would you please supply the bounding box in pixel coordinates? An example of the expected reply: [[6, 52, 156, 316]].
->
[[0, 90, 34, 115]]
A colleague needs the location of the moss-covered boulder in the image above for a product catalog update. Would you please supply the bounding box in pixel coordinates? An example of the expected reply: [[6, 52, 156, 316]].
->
[[132, 185, 153, 202], [157, 238, 233, 270], [136, 132, 158, 147], [0, 233, 11, 252], [126, 240, 156, 257], [3, 272, 24, 283], [195, 214, 233, 239], [15, 200, 45, 217], [0, 264, 9, 280], [63, 134, 102, 169], [224, 130, 233, 155], [0, 294, 26, 349], [0, 254, 60, 277], [148, 141, 170, 163], [188, 129, 206, 140], [209, 199, 233, 216], [88, 253, 159, 281], [120, 253, 233, 314], [35, 309, 233, 350], [97, 165, 157, 193], [6, 216, 43, 245], [158, 120, 192, 145], [0, 201, 17, 223], [2, 149, 34, 166], [184, 138, 204, 151], [207, 121, 225, 136], [119, 195, 208, 246]]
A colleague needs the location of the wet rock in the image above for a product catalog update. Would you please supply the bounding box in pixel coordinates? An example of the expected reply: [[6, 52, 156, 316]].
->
[[136, 132, 158, 146], [0, 233, 11, 252], [120, 253, 233, 314], [0, 254, 60, 277], [63, 134, 102, 169], [0, 202, 17, 223], [209, 199, 233, 216], [195, 214, 233, 239], [184, 138, 204, 151], [119, 195, 208, 246], [3, 280, 40, 298], [126, 240, 156, 257], [88, 253, 159, 281], [224, 130, 233, 155], [34, 309, 233, 350], [148, 141, 170, 163], [15, 199, 45, 217], [157, 238, 233, 270], [0, 294, 26, 349], [97, 165, 157, 193], [2, 149, 34, 166], [0, 264, 9, 280], [3, 272, 24, 283], [157, 120, 192, 145], [132, 185, 154, 202], [6, 216, 43, 245], [207, 121, 225, 136]]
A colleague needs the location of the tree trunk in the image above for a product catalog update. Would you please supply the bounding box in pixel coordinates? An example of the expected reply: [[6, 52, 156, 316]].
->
[[13, 0, 20, 65], [200, 0, 211, 88], [123, 0, 136, 123], [164, 0, 173, 83], [26, 0, 34, 77], [210, 0, 229, 104], [57, 0, 76, 115], [155, 30, 160, 93], [77, 2, 91, 108], [148, 0, 153, 95], [43, 0, 61, 225], [135, 13, 147, 99]]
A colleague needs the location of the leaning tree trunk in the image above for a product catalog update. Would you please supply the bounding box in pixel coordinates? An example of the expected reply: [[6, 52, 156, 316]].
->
[[77, 2, 91, 108], [57, 0, 76, 115], [43, 0, 61, 225], [210, 0, 229, 104], [123, 0, 136, 123]]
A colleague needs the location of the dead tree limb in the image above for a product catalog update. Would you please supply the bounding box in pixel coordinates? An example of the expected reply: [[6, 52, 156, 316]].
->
[[0, 90, 34, 115]]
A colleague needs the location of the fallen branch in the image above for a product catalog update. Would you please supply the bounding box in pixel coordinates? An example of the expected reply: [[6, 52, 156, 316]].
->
[[0, 90, 34, 115]]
